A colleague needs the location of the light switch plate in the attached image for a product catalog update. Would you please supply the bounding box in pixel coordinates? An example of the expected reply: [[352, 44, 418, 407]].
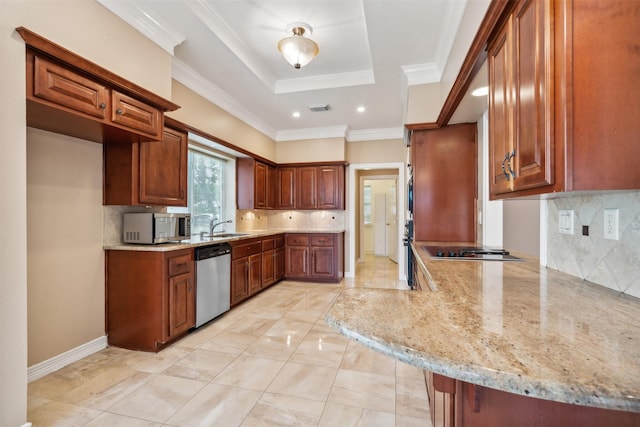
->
[[559, 210, 574, 235], [604, 209, 619, 240]]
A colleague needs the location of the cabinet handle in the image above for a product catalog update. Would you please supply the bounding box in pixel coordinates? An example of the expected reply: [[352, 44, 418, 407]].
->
[[507, 149, 517, 179], [180, 189, 185, 199], [176, 262, 187, 268], [502, 152, 510, 180], [99, 103, 106, 110], [116, 108, 123, 115]]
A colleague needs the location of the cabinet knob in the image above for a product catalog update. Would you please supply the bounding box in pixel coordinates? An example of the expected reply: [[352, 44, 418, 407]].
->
[[99, 103, 106, 110], [116, 108, 123, 115]]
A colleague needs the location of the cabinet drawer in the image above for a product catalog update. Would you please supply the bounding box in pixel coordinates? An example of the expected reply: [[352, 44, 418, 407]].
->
[[310, 235, 334, 246], [274, 235, 285, 248], [286, 235, 309, 246], [169, 252, 192, 277], [232, 241, 262, 259], [262, 238, 274, 251]]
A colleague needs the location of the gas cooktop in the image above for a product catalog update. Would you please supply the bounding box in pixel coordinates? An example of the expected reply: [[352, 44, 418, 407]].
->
[[423, 245, 523, 261]]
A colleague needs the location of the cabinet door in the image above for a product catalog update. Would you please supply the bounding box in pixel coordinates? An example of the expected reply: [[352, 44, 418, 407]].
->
[[231, 258, 249, 306], [488, 19, 514, 195], [316, 166, 343, 209], [278, 167, 296, 209], [111, 91, 161, 139], [254, 161, 268, 209], [310, 246, 335, 279], [168, 272, 195, 339], [274, 247, 285, 281], [267, 165, 277, 209], [248, 253, 262, 294], [511, 0, 553, 191], [262, 249, 275, 287], [286, 246, 309, 278], [32, 55, 109, 120], [296, 167, 317, 209], [139, 126, 187, 206]]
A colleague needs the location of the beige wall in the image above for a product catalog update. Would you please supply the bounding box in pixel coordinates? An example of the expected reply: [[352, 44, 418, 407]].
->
[[27, 128, 105, 365], [405, 83, 443, 124], [169, 81, 277, 161], [276, 137, 346, 163], [346, 138, 406, 164], [1, 0, 173, 424]]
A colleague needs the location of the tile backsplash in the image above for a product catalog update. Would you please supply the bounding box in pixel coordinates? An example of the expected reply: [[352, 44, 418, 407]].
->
[[547, 191, 640, 298], [237, 210, 346, 231]]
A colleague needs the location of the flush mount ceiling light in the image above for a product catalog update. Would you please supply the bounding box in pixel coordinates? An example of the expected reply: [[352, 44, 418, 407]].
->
[[278, 22, 319, 69]]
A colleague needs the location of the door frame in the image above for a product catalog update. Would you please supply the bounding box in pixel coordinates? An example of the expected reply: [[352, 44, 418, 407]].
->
[[360, 175, 399, 260], [347, 162, 406, 281]]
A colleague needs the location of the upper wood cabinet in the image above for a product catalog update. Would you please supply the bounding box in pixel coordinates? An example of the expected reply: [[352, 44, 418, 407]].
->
[[411, 124, 477, 242], [237, 158, 276, 210], [488, 0, 640, 199], [295, 165, 345, 210], [19, 27, 178, 144], [104, 123, 188, 206], [277, 167, 296, 209]]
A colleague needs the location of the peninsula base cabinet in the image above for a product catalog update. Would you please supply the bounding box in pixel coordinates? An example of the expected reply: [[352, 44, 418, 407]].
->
[[285, 233, 344, 282], [105, 248, 195, 352], [424, 371, 640, 427]]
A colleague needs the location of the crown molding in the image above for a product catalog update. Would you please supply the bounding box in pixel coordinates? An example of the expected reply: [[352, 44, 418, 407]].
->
[[172, 59, 278, 140], [97, 0, 185, 55], [401, 63, 441, 86], [276, 125, 349, 142], [346, 127, 404, 142], [433, 0, 469, 75]]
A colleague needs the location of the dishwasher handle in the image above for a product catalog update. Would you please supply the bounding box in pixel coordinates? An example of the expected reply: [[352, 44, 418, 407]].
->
[[195, 243, 231, 260]]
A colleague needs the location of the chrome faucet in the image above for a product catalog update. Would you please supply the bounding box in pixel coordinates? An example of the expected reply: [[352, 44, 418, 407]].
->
[[210, 219, 233, 235]]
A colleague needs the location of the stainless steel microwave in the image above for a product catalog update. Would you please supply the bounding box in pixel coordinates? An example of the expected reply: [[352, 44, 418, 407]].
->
[[123, 213, 191, 244]]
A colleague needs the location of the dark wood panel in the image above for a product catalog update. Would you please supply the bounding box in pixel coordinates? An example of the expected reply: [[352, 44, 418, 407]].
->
[[412, 124, 477, 242]]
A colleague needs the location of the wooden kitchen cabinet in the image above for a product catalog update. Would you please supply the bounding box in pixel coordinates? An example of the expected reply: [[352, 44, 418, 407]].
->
[[237, 158, 277, 209], [19, 28, 179, 144], [285, 233, 344, 282], [104, 122, 188, 206], [422, 369, 640, 427], [295, 165, 344, 210], [277, 167, 296, 209], [230, 238, 262, 306], [105, 248, 195, 352], [411, 124, 477, 242], [488, 0, 640, 199], [261, 235, 285, 288]]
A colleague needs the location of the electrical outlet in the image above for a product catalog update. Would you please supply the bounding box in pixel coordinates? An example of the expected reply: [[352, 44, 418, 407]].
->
[[604, 209, 619, 240], [559, 210, 574, 235]]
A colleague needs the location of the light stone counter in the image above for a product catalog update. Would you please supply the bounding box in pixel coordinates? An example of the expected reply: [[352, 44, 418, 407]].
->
[[103, 229, 345, 252], [326, 242, 640, 413]]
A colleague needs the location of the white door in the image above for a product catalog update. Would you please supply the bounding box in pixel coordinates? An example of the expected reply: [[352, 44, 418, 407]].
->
[[374, 193, 387, 255], [386, 180, 398, 263]]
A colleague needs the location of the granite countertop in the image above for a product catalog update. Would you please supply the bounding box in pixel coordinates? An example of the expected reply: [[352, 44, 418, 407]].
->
[[103, 229, 345, 251], [326, 242, 640, 413]]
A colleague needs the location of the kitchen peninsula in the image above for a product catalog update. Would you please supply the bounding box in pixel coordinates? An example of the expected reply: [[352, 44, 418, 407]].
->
[[326, 243, 640, 426]]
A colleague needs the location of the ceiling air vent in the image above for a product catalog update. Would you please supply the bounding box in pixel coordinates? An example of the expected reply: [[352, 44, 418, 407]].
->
[[308, 104, 331, 112]]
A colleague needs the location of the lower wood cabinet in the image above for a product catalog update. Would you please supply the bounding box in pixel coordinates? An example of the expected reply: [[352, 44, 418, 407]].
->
[[230, 234, 285, 307], [105, 248, 195, 352], [424, 370, 640, 427], [285, 233, 344, 282]]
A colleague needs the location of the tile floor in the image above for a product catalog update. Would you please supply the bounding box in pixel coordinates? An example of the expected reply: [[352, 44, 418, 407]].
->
[[27, 254, 432, 426]]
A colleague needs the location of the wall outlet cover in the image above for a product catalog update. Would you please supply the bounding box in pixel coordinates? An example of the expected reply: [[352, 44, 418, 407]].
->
[[604, 208, 620, 240], [559, 210, 574, 235]]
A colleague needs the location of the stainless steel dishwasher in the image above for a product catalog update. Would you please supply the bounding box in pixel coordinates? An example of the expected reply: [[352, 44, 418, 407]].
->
[[194, 243, 231, 327]]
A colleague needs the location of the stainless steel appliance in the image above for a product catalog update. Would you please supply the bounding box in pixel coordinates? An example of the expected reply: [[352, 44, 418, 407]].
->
[[423, 245, 522, 261], [194, 243, 231, 327], [123, 213, 191, 244], [403, 219, 415, 289]]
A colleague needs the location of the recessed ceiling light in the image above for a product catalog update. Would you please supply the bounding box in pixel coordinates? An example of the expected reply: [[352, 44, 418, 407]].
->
[[357, 105, 366, 113], [472, 86, 488, 97], [292, 111, 301, 118]]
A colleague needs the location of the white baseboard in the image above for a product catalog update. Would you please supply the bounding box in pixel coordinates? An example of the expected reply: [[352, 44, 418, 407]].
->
[[27, 336, 108, 383]]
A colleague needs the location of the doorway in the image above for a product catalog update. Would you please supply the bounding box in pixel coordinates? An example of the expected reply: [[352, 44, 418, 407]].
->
[[362, 177, 398, 262], [347, 163, 406, 281]]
